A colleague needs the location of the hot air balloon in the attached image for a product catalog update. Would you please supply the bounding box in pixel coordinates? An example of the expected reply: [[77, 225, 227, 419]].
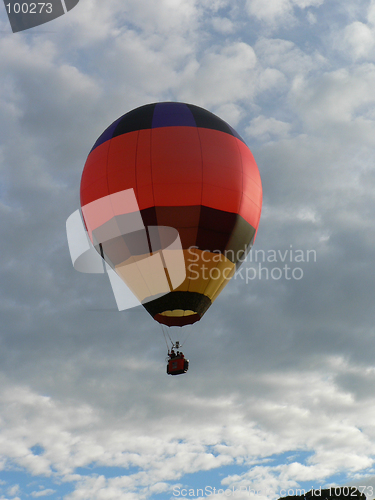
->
[[79, 102, 262, 374]]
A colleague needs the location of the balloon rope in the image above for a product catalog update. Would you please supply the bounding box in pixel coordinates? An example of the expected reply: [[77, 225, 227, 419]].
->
[[180, 327, 194, 348], [160, 324, 169, 350], [164, 324, 174, 346], [160, 324, 172, 351]]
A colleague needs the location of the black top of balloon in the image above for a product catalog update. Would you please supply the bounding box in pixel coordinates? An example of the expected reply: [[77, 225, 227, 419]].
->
[[91, 102, 246, 153]]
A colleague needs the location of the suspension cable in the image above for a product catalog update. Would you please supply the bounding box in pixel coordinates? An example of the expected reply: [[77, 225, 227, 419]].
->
[[160, 322, 194, 352], [163, 323, 174, 346], [159, 324, 170, 351], [159, 323, 174, 351], [180, 327, 194, 348]]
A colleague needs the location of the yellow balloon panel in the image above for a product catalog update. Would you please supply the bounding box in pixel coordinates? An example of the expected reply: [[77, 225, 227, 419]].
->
[[175, 249, 235, 301]]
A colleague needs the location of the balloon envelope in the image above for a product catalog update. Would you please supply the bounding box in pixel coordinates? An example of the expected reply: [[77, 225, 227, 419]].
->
[[80, 102, 262, 326]]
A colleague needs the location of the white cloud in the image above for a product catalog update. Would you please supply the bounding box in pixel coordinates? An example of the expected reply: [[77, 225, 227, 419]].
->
[[342, 22, 375, 60], [118, 0, 199, 35], [254, 38, 327, 77], [246, 0, 294, 24], [245, 0, 324, 24], [31, 489, 56, 497], [7, 484, 20, 497], [1, 357, 375, 498], [214, 103, 245, 126], [368, 0, 375, 25], [306, 10, 317, 24], [292, 65, 375, 130], [179, 42, 258, 107], [211, 16, 236, 34], [246, 115, 292, 140], [333, 0, 375, 62]]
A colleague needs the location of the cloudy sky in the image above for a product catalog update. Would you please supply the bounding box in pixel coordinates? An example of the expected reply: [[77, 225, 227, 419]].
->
[[2, 0, 375, 499]]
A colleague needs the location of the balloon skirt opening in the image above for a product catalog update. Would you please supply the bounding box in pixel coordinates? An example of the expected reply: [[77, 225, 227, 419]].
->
[[155, 313, 201, 327]]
